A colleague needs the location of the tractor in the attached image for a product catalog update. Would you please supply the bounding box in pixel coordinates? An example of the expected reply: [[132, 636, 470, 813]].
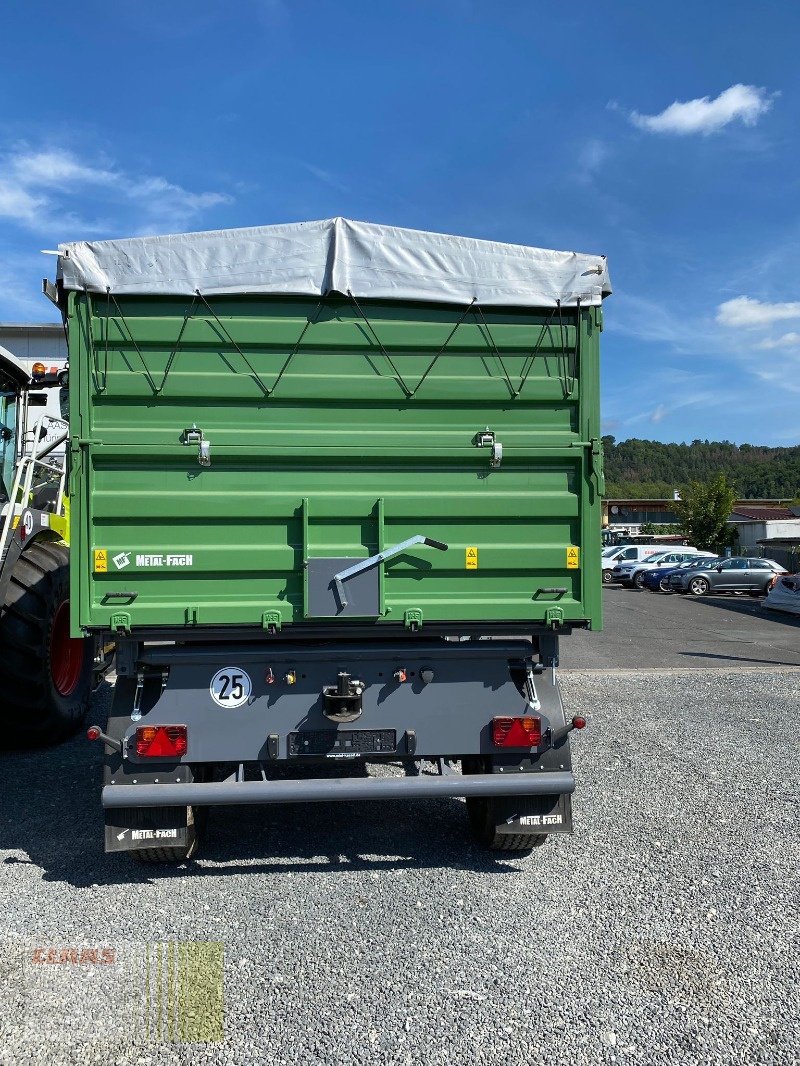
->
[[0, 344, 97, 744]]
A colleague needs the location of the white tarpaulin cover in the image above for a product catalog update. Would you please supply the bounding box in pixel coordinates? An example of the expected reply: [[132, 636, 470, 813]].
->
[[763, 574, 800, 616], [56, 217, 611, 308]]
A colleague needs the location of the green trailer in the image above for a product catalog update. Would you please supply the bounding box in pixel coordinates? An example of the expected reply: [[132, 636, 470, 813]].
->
[[54, 218, 610, 861]]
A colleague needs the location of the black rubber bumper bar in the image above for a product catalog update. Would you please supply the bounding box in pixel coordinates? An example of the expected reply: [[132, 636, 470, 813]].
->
[[102, 771, 575, 808]]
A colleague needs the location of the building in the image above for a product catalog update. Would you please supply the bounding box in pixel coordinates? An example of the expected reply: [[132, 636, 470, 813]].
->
[[0, 323, 66, 365], [603, 497, 792, 534], [727, 506, 800, 550]]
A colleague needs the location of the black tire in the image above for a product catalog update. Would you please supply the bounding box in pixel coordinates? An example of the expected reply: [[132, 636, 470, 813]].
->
[[687, 576, 710, 596], [602, 569, 613, 585], [462, 757, 547, 852], [633, 570, 646, 588], [0, 539, 93, 746], [130, 805, 208, 864], [466, 795, 548, 851], [658, 576, 672, 593]]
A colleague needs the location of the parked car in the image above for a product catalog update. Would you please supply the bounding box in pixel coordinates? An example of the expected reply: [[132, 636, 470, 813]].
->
[[611, 549, 714, 588], [669, 557, 787, 596], [641, 556, 723, 593], [601, 544, 676, 584]]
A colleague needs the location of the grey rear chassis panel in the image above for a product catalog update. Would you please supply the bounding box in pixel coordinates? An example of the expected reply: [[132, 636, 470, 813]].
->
[[103, 635, 574, 809]]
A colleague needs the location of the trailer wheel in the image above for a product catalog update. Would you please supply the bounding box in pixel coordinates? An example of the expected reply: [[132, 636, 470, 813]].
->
[[462, 758, 547, 852], [0, 540, 93, 745], [130, 805, 208, 864]]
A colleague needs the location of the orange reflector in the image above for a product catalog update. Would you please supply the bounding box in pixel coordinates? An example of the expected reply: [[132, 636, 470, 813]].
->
[[492, 716, 542, 748], [135, 725, 187, 757], [31, 362, 46, 377]]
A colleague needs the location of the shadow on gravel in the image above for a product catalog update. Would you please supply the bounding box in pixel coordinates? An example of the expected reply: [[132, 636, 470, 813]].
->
[[0, 735, 524, 889]]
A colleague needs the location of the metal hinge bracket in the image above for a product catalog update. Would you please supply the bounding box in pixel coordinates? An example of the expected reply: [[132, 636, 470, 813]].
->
[[262, 609, 282, 634], [181, 424, 211, 466], [110, 611, 131, 635], [545, 606, 564, 629], [475, 427, 502, 468], [404, 608, 423, 631]]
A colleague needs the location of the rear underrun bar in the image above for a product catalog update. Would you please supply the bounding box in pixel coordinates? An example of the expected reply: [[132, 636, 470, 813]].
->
[[102, 771, 575, 808]]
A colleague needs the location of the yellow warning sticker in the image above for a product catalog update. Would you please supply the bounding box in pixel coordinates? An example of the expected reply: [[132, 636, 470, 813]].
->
[[466, 546, 478, 570], [94, 549, 108, 573], [566, 546, 580, 569]]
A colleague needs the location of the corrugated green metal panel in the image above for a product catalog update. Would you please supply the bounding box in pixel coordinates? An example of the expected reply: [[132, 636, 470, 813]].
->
[[68, 294, 603, 633]]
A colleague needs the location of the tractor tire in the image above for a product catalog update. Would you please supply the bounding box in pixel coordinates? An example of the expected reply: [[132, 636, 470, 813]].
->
[[0, 539, 93, 746]]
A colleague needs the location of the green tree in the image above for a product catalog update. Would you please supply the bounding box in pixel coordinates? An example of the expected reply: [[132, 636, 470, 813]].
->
[[673, 475, 738, 552]]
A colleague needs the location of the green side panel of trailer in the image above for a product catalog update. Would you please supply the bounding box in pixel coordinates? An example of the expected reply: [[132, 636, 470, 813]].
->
[[67, 293, 604, 635]]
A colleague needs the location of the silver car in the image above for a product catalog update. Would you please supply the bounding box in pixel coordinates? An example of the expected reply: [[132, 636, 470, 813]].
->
[[670, 557, 786, 596]]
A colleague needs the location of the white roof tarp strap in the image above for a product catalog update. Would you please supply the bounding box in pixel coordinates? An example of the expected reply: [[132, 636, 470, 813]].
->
[[56, 217, 611, 308]]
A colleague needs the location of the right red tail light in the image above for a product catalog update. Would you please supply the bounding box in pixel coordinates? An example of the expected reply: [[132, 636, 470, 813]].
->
[[492, 716, 542, 748]]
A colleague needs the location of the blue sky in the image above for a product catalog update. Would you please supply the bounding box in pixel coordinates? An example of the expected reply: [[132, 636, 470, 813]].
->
[[1, 0, 798, 446]]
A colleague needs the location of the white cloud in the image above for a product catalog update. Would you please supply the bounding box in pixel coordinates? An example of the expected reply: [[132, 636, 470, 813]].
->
[[716, 296, 800, 328], [0, 145, 231, 236], [630, 84, 775, 136], [8, 149, 119, 188], [577, 138, 609, 179], [756, 332, 800, 350]]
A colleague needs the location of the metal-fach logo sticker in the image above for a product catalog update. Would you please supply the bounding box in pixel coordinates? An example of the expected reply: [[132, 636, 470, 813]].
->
[[209, 667, 252, 708], [113, 551, 131, 570]]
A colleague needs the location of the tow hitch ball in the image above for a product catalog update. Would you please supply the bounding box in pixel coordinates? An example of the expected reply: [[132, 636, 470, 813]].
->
[[323, 671, 365, 723]]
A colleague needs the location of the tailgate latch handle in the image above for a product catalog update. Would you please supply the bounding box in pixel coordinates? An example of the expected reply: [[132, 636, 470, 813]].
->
[[475, 427, 502, 468], [332, 535, 449, 609], [181, 424, 211, 467]]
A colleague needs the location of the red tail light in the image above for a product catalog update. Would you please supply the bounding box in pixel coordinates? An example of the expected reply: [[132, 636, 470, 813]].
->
[[135, 725, 187, 757], [492, 716, 542, 748]]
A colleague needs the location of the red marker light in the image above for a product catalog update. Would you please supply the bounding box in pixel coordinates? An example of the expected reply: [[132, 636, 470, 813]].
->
[[572, 716, 587, 730], [86, 726, 101, 741], [394, 669, 408, 683]]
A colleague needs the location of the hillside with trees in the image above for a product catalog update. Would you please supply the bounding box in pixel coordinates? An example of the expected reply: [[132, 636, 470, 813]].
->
[[603, 437, 800, 499]]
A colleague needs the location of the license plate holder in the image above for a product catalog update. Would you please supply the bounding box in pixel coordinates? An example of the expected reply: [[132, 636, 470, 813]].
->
[[288, 729, 397, 757]]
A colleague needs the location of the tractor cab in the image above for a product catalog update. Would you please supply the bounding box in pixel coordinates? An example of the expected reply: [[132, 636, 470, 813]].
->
[[0, 344, 100, 746], [0, 345, 28, 507]]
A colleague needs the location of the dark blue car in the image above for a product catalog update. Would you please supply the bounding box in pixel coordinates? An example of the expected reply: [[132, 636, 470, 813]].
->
[[641, 557, 722, 593]]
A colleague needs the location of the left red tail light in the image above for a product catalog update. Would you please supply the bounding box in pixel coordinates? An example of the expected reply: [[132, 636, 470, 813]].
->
[[135, 725, 188, 757]]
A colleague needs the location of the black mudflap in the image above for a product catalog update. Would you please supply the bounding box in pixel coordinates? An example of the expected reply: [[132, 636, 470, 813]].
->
[[104, 806, 190, 853], [491, 792, 573, 838]]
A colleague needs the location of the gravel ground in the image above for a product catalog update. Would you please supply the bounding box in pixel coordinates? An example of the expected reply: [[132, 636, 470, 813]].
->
[[1, 670, 799, 1066]]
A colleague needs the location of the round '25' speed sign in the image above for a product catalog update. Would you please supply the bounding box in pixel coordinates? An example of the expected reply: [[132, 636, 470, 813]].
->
[[209, 667, 252, 708]]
